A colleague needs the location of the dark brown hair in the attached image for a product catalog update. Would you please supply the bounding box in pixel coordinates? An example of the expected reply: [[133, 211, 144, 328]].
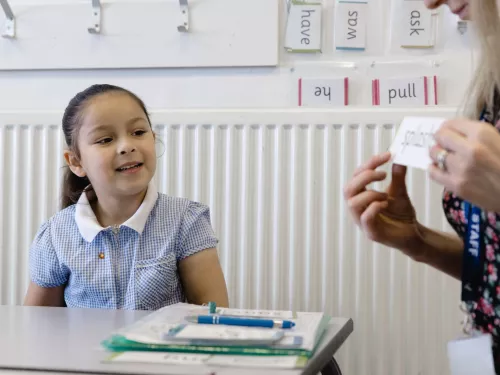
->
[[61, 84, 151, 209]]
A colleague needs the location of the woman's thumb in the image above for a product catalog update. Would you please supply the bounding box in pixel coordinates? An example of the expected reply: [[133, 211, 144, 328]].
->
[[389, 164, 408, 194]]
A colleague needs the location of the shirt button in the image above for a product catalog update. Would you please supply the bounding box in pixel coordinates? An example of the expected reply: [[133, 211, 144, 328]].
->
[[98, 252, 105, 259]]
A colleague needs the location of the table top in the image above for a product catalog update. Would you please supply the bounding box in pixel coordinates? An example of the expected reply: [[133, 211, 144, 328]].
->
[[0, 306, 353, 375]]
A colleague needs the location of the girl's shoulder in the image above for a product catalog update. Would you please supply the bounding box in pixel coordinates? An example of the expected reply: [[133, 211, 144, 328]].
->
[[150, 193, 213, 227], [151, 194, 218, 257], [31, 205, 80, 248], [155, 193, 210, 212], [48, 204, 79, 228]]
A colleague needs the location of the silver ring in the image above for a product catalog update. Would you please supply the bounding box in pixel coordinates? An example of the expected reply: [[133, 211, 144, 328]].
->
[[436, 149, 449, 172]]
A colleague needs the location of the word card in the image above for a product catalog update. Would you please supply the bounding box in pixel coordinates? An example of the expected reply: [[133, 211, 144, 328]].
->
[[389, 116, 446, 170], [285, 0, 322, 52], [396, 0, 437, 48], [299, 77, 349, 107], [334, 0, 368, 51], [372, 76, 438, 106]]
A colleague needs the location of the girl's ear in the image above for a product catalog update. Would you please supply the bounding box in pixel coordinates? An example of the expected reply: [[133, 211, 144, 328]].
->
[[63, 150, 87, 178]]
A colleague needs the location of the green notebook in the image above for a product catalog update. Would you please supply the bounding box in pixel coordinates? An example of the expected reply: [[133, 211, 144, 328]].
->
[[101, 303, 331, 358]]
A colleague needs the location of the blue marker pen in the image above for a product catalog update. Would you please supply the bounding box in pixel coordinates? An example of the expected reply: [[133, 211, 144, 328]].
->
[[186, 315, 295, 329]]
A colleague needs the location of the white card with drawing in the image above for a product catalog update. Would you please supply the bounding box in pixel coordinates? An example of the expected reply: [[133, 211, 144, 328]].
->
[[389, 116, 446, 170]]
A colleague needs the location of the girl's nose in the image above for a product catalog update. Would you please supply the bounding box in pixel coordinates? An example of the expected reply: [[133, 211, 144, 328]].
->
[[120, 148, 136, 155], [118, 140, 136, 155]]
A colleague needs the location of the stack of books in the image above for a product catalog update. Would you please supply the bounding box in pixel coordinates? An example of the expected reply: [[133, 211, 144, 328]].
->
[[101, 303, 330, 369]]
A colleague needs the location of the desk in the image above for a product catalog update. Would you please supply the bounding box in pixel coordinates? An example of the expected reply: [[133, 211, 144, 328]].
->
[[0, 306, 353, 375]]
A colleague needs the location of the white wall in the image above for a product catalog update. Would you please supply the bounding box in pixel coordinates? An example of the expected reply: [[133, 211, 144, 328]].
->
[[0, 0, 473, 111]]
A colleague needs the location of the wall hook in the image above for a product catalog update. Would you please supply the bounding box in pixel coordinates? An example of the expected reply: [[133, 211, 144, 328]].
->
[[0, 0, 15, 39], [178, 0, 189, 32], [88, 0, 101, 34]]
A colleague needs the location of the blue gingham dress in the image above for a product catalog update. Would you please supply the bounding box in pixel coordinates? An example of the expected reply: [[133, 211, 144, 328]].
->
[[29, 193, 219, 310]]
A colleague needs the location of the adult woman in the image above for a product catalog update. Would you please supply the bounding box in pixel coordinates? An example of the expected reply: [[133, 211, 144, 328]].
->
[[343, 0, 500, 369]]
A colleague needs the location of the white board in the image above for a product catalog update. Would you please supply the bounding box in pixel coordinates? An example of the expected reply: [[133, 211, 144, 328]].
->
[[0, 0, 279, 70]]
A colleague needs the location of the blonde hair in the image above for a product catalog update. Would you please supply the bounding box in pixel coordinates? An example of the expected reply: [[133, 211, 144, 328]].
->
[[464, 1, 500, 119]]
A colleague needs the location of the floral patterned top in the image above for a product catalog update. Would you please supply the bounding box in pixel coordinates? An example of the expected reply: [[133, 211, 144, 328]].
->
[[442, 100, 500, 364]]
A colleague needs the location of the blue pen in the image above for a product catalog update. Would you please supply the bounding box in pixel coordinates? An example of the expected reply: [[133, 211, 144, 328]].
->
[[186, 315, 295, 329]]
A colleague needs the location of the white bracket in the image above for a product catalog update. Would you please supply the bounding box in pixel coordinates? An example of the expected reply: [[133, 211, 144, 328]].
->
[[88, 0, 101, 34], [0, 0, 15, 39], [178, 0, 189, 32]]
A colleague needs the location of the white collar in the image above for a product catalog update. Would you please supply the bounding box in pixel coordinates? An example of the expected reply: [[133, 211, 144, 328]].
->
[[75, 182, 158, 243]]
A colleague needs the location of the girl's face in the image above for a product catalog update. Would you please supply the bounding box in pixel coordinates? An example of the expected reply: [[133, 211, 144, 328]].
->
[[424, 0, 470, 20], [66, 91, 156, 200]]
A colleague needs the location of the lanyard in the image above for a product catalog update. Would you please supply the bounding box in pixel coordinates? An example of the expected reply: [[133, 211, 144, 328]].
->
[[461, 201, 484, 305], [461, 108, 487, 306]]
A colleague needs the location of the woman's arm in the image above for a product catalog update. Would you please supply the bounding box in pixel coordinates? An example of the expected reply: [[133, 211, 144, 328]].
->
[[24, 282, 66, 307], [178, 248, 229, 307], [410, 224, 464, 280]]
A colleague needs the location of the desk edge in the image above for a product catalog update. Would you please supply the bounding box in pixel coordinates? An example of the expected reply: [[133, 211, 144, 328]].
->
[[302, 318, 354, 375]]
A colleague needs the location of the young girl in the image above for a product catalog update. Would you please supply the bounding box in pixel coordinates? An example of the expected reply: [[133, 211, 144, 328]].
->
[[23, 84, 229, 310]]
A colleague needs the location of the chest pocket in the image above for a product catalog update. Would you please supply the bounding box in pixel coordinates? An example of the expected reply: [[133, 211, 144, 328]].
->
[[134, 252, 178, 310]]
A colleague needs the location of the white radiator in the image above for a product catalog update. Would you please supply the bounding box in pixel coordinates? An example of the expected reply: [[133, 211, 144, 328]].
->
[[0, 109, 464, 375]]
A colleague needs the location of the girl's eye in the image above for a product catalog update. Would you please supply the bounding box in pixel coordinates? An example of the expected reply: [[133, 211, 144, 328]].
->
[[134, 130, 147, 136], [96, 138, 112, 144]]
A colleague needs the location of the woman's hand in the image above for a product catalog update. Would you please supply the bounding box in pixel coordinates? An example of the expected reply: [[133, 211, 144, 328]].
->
[[343, 152, 425, 258], [429, 118, 500, 212]]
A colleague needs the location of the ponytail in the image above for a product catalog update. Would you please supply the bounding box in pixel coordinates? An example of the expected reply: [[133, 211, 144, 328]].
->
[[61, 167, 91, 209]]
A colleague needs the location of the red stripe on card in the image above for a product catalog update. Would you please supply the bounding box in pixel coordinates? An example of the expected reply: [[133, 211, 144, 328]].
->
[[372, 80, 376, 105], [376, 79, 380, 105], [344, 77, 349, 106], [298, 78, 302, 106], [424, 76, 429, 105], [434, 75, 438, 105]]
